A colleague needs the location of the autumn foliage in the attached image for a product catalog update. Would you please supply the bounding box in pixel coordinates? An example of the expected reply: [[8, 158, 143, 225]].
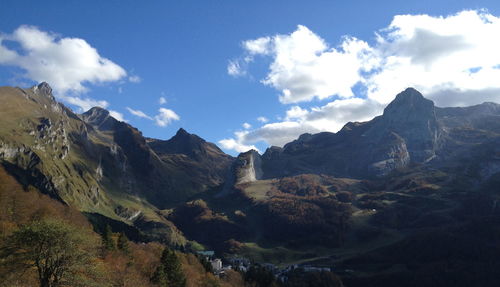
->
[[0, 166, 243, 286]]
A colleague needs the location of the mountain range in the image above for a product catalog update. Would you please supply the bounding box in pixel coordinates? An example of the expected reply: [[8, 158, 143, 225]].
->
[[2, 83, 500, 286]]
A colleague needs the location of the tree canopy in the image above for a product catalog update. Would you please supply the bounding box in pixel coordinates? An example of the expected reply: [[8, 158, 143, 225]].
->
[[152, 247, 186, 287], [0, 219, 98, 287]]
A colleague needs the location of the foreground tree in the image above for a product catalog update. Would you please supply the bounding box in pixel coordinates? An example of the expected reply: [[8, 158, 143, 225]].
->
[[151, 247, 186, 287], [0, 219, 98, 287]]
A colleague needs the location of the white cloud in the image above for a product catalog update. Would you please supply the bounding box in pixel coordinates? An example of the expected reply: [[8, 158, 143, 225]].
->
[[154, 108, 180, 127], [257, 116, 269, 123], [242, 122, 320, 147], [0, 25, 126, 94], [365, 10, 500, 106], [229, 25, 375, 103], [243, 37, 272, 55], [285, 106, 309, 121], [227, 59, 246, 77], [61, 95, 108, 112], [159, 96, 167, 105], [109, 110, 126, 122], [219, 131, 259, 153], [126, 107, 153, 120], [222, 10, 500, 153], [128, 75, 141, 83], [0, 25, 127, 112], [242, 122, 252, 129]]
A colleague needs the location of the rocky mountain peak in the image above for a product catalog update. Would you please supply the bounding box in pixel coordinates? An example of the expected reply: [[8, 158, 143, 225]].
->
[[175, 128, 190, 137], [383, 87, 434, 118], [35, 82, 53, 96], [372, 88, 441, 163], [85, 106, 110, 117], [31, 82, 55, 101], [147, 128, 230, 161], [170, 128, 205, 146], [81, 107, 116, 131]]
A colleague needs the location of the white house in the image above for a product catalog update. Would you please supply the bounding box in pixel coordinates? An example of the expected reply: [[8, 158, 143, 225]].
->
[[211, 258, 223, 272]]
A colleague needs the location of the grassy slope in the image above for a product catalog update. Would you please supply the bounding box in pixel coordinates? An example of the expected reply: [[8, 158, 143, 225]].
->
[[0, 86, 185, 244]]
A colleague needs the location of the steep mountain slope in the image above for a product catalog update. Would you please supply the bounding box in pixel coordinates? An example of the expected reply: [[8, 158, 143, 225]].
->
[[0, 83, 233, 244], [146, 128, 233, 190]]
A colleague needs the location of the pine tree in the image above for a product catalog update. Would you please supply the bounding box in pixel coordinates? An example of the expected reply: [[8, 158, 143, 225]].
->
[[151, 267, 168, 286], [102, 224, 115, 251], [117, 232, 130, 254], [151, 247, 186, 287]]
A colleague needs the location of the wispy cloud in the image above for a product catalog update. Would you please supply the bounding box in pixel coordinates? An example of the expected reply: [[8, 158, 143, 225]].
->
[[227, 59, 247, 77], [128, 75, 141, 83], [257, 116, 269, 123], [126, 107, 153, 120], [109, 110, 126, 122], [61, 95, 109, 112]]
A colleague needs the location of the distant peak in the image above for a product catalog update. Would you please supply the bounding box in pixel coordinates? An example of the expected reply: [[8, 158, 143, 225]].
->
[[396, 87, 424, 101], [33, 82, 53, 97], [384, 88, 434, 116], [170, 128, 204, 144], [175, 128, 190, 136], [81, 106, 117, 131], [86, 106, 110, 116]]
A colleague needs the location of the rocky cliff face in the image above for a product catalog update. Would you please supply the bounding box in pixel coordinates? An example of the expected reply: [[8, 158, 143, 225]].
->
[[373, 88, 441, 163], [81, 107, 118, 131], [251, 88, 500, 180], [234, 150, 263, 184]]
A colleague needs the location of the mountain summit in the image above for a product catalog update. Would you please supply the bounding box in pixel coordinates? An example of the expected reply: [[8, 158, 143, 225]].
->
[[373, 87, 441, 162], [383, 87, 432, 116], [33, 81, 53, 97], [81, 107, 118, 131]]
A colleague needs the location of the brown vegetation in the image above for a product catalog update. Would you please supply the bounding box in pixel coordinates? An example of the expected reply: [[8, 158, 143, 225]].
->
[[0, 166, 241, 286]]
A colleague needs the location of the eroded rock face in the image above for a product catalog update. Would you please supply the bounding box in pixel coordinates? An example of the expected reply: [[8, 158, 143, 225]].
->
[[234, 150, 263, 184], [374, 88, 441, 163], [367, 132, 410, 176]]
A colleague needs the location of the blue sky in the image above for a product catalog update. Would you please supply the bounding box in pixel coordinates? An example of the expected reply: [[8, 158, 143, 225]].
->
[[1, 1, 500, 155]]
